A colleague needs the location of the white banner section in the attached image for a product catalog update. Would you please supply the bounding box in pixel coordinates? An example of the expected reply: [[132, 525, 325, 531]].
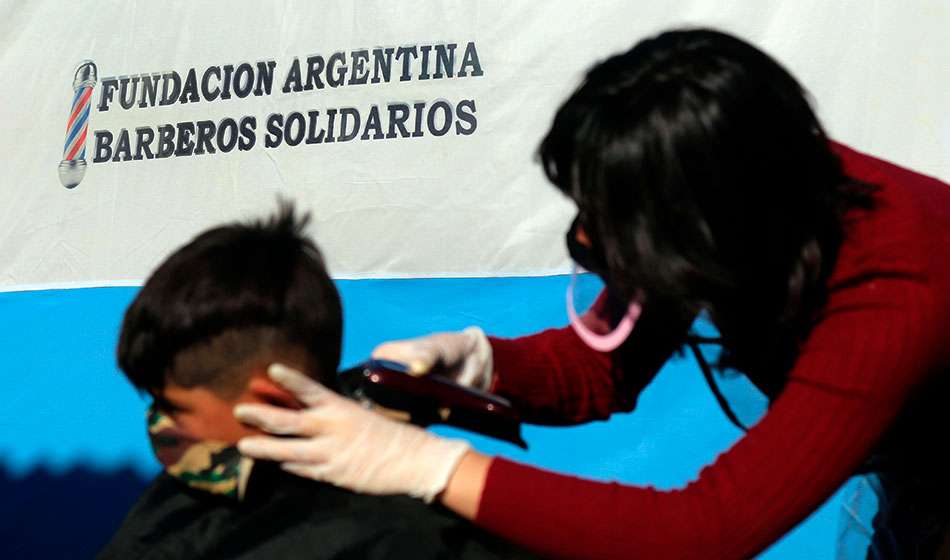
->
[[1, 1, 948, 289]]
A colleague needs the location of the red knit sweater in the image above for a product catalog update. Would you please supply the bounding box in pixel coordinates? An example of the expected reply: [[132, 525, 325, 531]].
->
[[477, 144, 950, 560]]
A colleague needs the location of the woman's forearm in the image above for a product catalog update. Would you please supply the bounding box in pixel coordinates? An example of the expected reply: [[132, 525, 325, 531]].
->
[[439, 449, 493, 521]]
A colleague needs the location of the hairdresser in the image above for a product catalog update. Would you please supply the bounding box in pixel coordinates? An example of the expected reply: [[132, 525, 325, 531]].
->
[[235, 28, 950, 559]]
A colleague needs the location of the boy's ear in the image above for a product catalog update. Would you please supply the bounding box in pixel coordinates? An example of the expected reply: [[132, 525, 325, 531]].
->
[[247, 374, 302, 410]]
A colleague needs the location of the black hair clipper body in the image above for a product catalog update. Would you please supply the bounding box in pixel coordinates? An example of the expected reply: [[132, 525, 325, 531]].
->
[[339, 360, 527, 449]]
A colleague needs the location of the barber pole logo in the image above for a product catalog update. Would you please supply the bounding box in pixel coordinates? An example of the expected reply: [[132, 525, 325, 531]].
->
[[59, 60, 97, 189]]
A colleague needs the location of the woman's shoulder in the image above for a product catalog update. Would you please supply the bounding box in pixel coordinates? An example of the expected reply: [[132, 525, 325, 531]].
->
[[828, 142, 950, 292], [805, 143, 950, 383]]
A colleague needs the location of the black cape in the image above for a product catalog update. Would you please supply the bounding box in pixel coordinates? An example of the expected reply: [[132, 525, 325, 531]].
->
[[98, 462, 533, 559]]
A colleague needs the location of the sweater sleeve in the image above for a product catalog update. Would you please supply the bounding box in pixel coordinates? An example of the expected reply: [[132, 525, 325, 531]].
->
[[475, 268, 939, 560], [489, 292, 693, 425]]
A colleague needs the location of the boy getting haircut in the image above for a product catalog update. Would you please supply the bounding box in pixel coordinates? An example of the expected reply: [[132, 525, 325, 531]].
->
[[115, 204, 342, 447], [100, 204, 524, 560]]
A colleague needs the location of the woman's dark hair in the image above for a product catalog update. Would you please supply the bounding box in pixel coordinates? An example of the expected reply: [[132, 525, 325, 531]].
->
[[540, 28, 873, 393], [117, 202, 343, 395]]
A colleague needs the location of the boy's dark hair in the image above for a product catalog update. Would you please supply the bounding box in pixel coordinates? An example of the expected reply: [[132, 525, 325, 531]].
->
[[117, 202, 342, 397], [539, 28, 874, 394]]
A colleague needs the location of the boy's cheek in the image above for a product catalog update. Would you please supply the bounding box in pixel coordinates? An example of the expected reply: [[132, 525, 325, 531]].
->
[[181, 410, 264, 442]]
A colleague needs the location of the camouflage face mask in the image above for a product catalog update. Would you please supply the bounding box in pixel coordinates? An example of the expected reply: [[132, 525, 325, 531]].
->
[[147, 405, 255, 501]]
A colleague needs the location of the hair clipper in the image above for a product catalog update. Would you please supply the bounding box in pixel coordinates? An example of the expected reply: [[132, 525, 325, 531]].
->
[[338, 359, 527, 449]]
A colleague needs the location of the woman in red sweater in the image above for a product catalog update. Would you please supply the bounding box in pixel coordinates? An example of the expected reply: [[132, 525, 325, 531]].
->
[[235, 29, 950, 559]]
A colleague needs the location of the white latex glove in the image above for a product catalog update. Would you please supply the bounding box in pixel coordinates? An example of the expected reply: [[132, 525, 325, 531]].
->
[[235, 364, 471, 504], [370, 326, 494, 391]]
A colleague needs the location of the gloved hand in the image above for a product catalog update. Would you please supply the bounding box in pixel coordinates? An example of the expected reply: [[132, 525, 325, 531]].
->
[[370, 326, 494, 391], [235, 364, 471, 503]]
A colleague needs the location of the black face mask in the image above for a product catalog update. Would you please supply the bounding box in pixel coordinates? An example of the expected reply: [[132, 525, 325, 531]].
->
[[565, 216, 609, 277], [567, 216, 635, 308]]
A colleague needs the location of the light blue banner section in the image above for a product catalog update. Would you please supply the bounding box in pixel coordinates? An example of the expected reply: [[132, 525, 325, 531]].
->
[[0, 277, 859, 559]]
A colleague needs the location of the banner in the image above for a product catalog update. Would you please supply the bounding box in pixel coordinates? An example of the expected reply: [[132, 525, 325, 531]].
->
[[2, 1, 948, 290]]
